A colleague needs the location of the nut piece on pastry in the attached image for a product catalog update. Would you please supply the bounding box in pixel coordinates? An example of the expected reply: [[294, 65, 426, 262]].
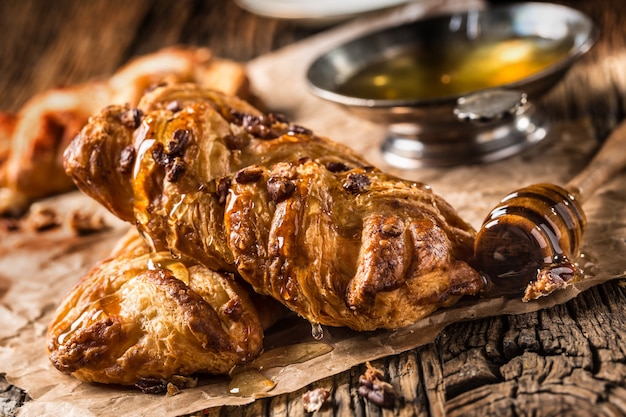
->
[[0, 46, 249, 216], [64, 83, 485, 331], [47, 228, 284, 386]]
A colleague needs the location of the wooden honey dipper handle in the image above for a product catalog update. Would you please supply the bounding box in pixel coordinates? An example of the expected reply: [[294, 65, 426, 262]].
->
[[566, 118, 626, 203], [474, 118, 626, 299]]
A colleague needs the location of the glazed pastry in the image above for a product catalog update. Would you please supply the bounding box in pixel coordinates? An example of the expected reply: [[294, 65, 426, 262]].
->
[[64, 83, 485, 331], [47, 228, 284, 386], [0, 113, 15, 167], [64, 85, 368, 271], [0, 46, 249, 215], [226, 161, 483, 330]]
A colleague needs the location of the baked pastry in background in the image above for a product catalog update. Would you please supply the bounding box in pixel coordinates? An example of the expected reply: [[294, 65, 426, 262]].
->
[[47, 228, 285, 386], [0, 46, 249, 216], [0, 113, 15, 165], [64, 83, 485, 332]]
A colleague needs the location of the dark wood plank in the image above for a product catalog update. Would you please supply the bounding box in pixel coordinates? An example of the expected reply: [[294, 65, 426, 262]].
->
[[0, 0, 154, 111], [442, 281, 626, 416], [0, 0, 315, 112], [0, 374, 30, 417], [539, 0, 626, 139]]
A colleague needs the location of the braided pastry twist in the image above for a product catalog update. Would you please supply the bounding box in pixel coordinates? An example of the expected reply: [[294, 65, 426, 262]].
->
[[64, 83, 485, 332]]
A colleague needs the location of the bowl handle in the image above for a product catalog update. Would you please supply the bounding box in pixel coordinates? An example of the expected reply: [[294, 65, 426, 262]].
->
[[454, 89, 528, 124]]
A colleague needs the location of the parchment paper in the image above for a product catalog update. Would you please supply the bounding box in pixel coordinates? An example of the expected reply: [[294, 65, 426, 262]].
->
[[3, 1, 625, 416]]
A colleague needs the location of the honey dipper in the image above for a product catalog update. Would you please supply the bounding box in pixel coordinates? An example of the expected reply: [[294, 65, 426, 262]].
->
[[474, 119, 626, 300]]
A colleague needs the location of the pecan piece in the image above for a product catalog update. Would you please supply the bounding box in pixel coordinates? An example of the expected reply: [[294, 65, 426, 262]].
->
[[120, 108, 143, 129], [224, 133, 249, 151], [235, 166, 264, 184], [215, 176, 232, 204], [357, 362, 396, 409], [287, 124, 312, 136], [168, 129, 190, 157], [326, 161, 351, 173], [266, 176, 296, 203], [118, 145, 136, 175], [343, 173, 371, 194], [165, 157, 186, 182]]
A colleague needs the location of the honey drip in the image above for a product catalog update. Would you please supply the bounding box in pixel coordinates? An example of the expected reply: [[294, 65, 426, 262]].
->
[[57, 294, 120, 345], [311, 322, 324, 340], [136, 221, 190, 285], [148, 255, 190, 285]]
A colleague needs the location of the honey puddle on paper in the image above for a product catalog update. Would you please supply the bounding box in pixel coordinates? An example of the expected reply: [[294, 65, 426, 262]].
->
[[228, 341, 334, 397]]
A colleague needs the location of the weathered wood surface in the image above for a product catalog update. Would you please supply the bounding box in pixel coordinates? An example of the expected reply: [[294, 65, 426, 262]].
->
[[1, 1, 626, 416], [0, 377, 30, 417]]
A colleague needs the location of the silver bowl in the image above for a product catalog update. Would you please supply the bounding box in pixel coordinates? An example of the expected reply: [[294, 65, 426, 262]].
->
[[306, 2, 597, 168]]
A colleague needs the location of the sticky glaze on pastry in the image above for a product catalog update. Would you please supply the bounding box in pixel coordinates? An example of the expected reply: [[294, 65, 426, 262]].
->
[[63, 83, 485, 332]]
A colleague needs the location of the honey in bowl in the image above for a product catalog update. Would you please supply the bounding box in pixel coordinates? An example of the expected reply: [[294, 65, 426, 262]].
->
[[335, 36, 574, 101]]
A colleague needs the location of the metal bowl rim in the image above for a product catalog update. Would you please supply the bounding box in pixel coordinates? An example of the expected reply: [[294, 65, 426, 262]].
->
[[305, 1, 598, 108]]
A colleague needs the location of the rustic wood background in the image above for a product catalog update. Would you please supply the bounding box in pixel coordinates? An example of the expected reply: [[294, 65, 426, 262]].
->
[[2, 0, 626, 416]]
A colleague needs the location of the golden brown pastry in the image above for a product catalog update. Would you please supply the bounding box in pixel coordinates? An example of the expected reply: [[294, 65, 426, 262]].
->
[[65, 85, 368, 271], [0, 46, 249, 216], [226, 161, 482, 330], [0, 113, 26, 215], [64, 83, 485, 331], [47, 228, 284, 387], [0, 113, 15, 166]]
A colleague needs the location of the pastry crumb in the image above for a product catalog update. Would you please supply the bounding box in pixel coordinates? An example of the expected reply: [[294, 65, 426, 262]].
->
[[26, 205, 59, 231], [166, 382, 181, 397], [302, 387, 330, 413], [68, 209, 108, 235], [169, 375, 198, 390], [0, 217, 20, 232]]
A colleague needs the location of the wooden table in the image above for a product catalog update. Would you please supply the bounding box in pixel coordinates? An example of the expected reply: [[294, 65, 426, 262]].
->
[[2, 1, 626, 416]]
